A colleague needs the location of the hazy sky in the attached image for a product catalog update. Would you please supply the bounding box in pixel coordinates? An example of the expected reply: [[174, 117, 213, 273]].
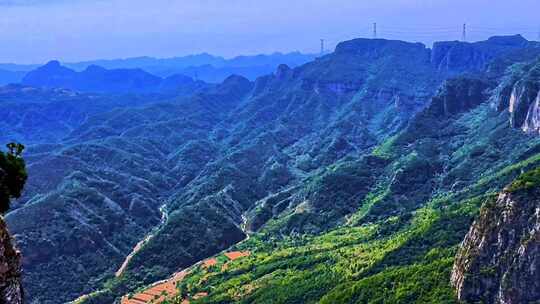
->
[[1, 0, 539, 63]]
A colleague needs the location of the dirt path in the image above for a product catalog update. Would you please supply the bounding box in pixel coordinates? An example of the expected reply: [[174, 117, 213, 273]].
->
[[115, 205, 168, 277]]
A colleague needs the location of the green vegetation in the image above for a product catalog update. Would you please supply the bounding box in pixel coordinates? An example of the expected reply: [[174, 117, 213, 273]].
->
[[9, 38, 540, 304], [165, 59, 540, 303], [169, 195, 482, 304], [507, 166, 540, 192], [0, 143, 27, 213]]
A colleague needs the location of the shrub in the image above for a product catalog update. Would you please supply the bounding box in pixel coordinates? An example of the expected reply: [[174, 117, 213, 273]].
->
[[0, 143, 27, 213]]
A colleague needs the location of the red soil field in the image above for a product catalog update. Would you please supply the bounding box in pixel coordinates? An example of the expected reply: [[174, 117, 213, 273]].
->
[[224, 251, 250, 260], [120, 251, 250, 304], [203, 258, 217, 268], [121, 271, 187, 304]]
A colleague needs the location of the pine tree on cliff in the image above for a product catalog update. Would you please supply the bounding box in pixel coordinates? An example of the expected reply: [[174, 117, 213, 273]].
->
[[0, 143, 27, 214]]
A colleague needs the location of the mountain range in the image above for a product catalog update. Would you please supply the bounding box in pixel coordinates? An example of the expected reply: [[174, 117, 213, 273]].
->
[[0, 52, 318, 85], [1, 35, 540, 304], [21, 61, 208, 95]]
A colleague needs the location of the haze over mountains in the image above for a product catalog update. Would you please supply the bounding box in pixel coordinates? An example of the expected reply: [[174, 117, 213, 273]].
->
[[20, 61, 209, 95], [0, 34, 539, 304], [0, 52, 317, 86]]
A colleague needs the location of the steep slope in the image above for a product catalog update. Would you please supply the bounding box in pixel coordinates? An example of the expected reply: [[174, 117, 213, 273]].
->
[[431, 35, 536, 75], [499, 59, 540, 134], [451, 169, 540, 304], [5, 76, 254, 303], [0, 148, 27, 303], [0, 84, 175, 146], [22, 61, 208, 94], [139, 51, 540, 304], [69, 37, 540, 303], [450, 60, 540, 304], [114, 38, 442, 290], [0, 217, 23, 304]]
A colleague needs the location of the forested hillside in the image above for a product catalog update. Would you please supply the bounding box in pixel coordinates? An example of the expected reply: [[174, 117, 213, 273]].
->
[[2, 35, 540, 303]]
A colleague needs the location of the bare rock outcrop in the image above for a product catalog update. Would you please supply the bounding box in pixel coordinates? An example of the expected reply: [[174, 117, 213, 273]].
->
[[451, 173, 540, 304], [495, 58, 540, 134], [0, 216, 23, 304]]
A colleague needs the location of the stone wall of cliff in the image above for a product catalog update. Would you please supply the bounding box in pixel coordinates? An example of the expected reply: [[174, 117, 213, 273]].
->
[[494, 58, 540, 135], [0, 149, 26, 303], [451, 169, 540, 304], [0, 216, 23, 304]]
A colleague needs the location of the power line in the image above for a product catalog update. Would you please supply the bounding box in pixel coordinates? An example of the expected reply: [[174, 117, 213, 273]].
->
[[317, 24, 540, 53]]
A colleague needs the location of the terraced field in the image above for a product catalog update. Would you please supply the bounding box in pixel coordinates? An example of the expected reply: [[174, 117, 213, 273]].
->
[[121, 251, 250, 304]]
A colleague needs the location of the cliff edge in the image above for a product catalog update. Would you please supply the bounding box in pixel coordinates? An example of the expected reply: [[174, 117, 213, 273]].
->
[[451, 168, 540, 304], [0, 216, 23, 304]]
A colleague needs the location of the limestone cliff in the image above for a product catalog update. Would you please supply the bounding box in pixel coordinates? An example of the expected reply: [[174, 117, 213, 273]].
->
[[0, 216, 23, 304], [0, 148, 26, 303], [451, 169, 540, 304], [509, 80, 540, 134], [431, 35, 532, 75], [495, 58, 540, 134]]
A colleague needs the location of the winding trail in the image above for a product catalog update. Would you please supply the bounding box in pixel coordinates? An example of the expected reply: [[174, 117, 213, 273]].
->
[[116, 205, 168, 277]]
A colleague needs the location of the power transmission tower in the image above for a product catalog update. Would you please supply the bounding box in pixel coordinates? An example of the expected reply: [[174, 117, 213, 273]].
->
[[373, 22, 377, 39], [462, 23, 467, 42], [320, 39, 325, 56]]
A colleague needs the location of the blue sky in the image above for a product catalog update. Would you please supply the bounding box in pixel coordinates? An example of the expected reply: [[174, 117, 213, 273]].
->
[[1, 0, 539, 63]]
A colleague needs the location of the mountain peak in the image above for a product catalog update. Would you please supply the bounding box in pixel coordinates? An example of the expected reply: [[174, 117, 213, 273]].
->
[[222, 74, 250, 86], [22, 62, 203, 94], [275, 64, 292, 79], [44, 60, 61, 68]]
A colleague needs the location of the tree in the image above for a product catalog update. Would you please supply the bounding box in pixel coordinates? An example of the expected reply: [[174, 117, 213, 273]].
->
[[0, 143, 27, 214], [6, 142, 25, 157]]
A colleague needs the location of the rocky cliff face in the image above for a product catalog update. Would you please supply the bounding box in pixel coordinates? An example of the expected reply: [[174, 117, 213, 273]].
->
[[0, 217, 23, 304], [428, 77, 489, 117], [509, 82, 540, 133], [431, 35, 533, 75], [451, 170, 540, 304], [495, 58, 540, 134]]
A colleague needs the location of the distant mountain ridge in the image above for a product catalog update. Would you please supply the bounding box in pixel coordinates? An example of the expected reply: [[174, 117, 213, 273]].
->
[[62, 52, 319, 83], [63, 52, 316, 70], [1, 52, 318, 84], [21, 61, 208, 94]]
